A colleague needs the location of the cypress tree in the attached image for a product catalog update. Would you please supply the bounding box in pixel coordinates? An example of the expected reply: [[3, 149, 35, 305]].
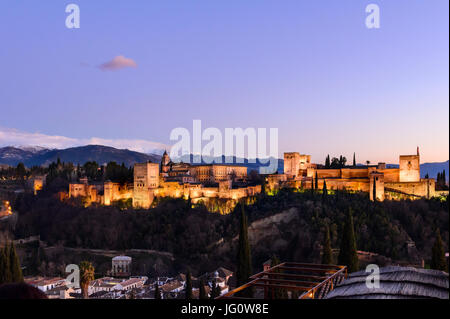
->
[[430, 229, 447, 271], [322, 226, 333, 265], [338, 210, 359, 273], [236, 204, 252, 297], [353, 152, 356, 167], [1, 245, 12, 284], [0, 248, 8, 284], [322, 179, 327, 199], [185, 270, 193, 299], [315, 172, 319, 190], [9, 242, 23, 282], [154, 284, 161, 299], [325, 155, 330, 168], [372, 179, 377, 201], [199, 280, 207, 299]]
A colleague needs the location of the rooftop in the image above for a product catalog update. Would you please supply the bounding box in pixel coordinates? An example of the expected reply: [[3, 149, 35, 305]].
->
[[112, 256, 132, 261], [325, 266, 449, 299]]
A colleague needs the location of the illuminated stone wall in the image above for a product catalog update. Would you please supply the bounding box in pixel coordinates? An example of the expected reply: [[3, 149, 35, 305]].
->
[[385, 179, 435, 198], [278, 151, 434, 201], [104, 182, 133, 205], [191, 164, 247, 183], [399, 155, 420, 182]]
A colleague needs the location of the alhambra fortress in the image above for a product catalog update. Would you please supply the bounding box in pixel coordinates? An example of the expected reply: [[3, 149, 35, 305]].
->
[[269, 147, 435, 201], [69, 151, 261, 212], [67, 148, 436, 211]]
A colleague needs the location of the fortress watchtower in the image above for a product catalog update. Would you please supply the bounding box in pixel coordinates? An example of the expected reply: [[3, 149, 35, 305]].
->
[[133, 162, 159, 208], [284, 152, 311, 178], [399, 154, 420, 182], [370, 171, 385, 201]]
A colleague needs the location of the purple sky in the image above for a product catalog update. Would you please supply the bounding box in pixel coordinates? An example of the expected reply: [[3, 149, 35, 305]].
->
[[0, 0, 448, 164]]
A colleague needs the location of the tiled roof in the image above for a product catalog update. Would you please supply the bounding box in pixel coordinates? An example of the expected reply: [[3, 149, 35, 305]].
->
[[161, 280, 183, 293]]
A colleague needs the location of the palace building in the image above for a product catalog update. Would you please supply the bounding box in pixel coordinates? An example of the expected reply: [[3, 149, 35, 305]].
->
[[267, 148, 435, 201], [68, 152, 260, 212]]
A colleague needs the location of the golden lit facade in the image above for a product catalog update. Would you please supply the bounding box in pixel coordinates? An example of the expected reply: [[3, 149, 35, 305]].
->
[[267, 149, 435, 201]]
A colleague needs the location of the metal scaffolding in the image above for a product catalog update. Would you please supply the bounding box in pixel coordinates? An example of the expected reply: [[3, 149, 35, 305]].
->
[[218, 262, 347, 299]]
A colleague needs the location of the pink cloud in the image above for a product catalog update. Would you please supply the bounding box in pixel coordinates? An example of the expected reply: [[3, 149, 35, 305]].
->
[[99, 55, 137, 71]]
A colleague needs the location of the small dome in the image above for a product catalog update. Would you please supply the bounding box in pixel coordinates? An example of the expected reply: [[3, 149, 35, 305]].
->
[[112, 256, 132, 262]]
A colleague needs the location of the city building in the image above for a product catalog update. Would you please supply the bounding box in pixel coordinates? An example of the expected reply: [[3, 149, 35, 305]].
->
[[25, 277, 67, 292], [112, 256, 132, 277]]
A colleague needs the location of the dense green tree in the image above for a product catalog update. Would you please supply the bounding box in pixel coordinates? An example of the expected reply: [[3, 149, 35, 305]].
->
[[330, 157, 340, 168], [339, 156, 347, 167], [9, 242, 23, 282], [16, 163, 26, 180], [338, 210, 359, 273], [322, 226, 333, 265], [83, 162, 101, 181], [105, 162, 133, 183], [437, 170, 448, 190], [236, 205, 252, 297], [185, 270, 193, 299], [430, 229, 447, 271]]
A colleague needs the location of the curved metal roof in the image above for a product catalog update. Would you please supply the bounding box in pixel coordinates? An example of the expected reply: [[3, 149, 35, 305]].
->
[[325, 266, 449, 299]]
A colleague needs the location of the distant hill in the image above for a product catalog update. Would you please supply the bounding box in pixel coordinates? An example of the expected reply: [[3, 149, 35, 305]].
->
[[0, 145, 161, 167]]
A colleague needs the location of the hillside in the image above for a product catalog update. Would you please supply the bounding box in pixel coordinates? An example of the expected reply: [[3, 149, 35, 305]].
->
[[6, 189, 448, 277], [0, 145, 161, 167]]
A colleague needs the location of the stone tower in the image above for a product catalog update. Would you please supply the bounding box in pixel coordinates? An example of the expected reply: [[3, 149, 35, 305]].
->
[[161, 150, 171, 173], [133, 162, 160, 208], [399, 153, 420, 182], [284, 152, 301, 177], [370, 171, 385, 201]]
